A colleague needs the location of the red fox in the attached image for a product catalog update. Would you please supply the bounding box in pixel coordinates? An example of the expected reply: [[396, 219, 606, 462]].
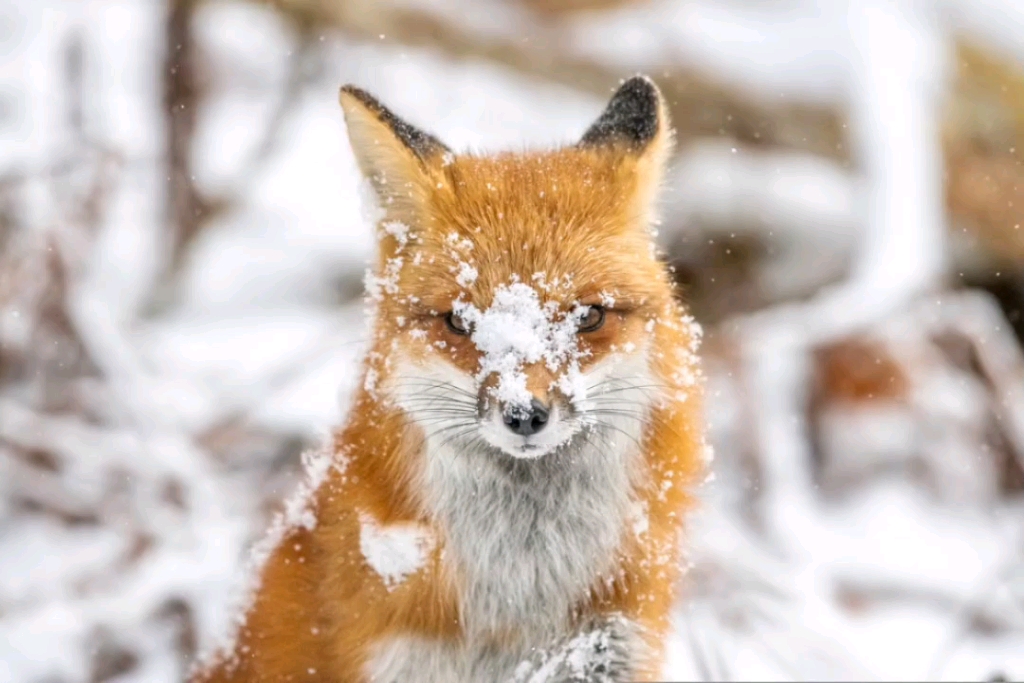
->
[[191, 75, 707, 683]]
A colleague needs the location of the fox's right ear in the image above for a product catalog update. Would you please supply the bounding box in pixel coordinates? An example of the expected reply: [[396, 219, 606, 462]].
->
[[339, 85, 450, 214], [578, 76, 674, 226]]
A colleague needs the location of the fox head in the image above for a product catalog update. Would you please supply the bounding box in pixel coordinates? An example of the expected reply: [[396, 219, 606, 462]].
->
[[340, 77, 697, 462]]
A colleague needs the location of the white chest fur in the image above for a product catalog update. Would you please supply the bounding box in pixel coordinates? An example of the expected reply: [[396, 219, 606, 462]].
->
[[422, 424, 641, 639]]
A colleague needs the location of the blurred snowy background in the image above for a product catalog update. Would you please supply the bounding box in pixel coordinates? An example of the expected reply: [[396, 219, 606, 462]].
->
[[2, 0, 1024, 680]]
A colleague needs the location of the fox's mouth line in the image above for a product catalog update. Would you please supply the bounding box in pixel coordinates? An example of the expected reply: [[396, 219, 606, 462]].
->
[[494, 440, 553, 460], [485, 421, 592, 461]]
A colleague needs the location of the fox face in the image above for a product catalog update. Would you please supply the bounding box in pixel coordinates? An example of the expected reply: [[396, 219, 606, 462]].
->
[[341, 78, 679, 462]]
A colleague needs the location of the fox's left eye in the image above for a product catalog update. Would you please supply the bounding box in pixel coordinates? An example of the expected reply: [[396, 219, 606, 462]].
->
[[445, 311, 471, 335], [577, 306, 605, 333]]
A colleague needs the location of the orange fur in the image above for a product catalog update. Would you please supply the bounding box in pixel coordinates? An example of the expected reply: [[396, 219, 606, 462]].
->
[[192, 78, 706, 683]]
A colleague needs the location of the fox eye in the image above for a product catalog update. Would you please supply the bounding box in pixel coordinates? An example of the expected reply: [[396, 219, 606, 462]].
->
[[577, 306, 605, 333], [445, 311, 471, 335]]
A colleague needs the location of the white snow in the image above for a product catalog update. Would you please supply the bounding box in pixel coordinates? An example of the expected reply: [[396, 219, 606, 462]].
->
[[453, 281, 587, 407], [514, 619, 628, 683], [382, 220, 411, 250], [455, 260, 479, 287], [358, 512, 434, 591]]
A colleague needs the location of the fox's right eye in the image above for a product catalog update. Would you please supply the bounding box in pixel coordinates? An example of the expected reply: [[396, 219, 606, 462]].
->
[[445, 312, 470, 335]]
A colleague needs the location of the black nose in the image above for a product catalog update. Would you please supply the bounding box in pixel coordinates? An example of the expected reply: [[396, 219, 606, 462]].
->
[[503, 399, 550, 437]]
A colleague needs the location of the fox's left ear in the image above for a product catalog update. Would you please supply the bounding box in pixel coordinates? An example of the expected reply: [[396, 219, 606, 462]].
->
[[579, 76, 674, 212], [339, 85, 450, 220]]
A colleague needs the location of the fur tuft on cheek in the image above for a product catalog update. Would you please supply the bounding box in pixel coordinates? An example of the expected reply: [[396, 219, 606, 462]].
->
[[383, 353, 481, 439], [574, 342, 661, 421]]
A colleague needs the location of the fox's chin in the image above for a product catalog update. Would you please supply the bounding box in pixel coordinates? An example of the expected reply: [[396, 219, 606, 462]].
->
[[477, 421, 583, 460], [484, 439, 557, 461]]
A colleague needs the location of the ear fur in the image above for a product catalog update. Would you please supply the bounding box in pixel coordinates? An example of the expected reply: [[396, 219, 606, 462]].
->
[[339, 85, 450, 218], [579, 76, 674, 216]]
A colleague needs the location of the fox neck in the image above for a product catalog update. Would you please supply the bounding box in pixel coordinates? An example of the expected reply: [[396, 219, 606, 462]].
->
[[411, 409, 648, 641]]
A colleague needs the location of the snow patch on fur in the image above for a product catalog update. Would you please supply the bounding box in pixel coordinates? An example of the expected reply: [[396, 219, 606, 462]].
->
[[365, 256, 405, 301], [455, 261, 479, 287], [453, 281, 590, 408], [382, 220, 410, 249], [513, 615, 642, 683], [358, 512, 434, 591]]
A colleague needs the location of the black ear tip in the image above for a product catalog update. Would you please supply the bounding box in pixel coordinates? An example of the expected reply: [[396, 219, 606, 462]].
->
[[617, 75, 659, 100], [579, 74, 664, 149]]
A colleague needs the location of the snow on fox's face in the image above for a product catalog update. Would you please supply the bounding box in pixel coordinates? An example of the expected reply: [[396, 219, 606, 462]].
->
[[387, 275, 658, 459]]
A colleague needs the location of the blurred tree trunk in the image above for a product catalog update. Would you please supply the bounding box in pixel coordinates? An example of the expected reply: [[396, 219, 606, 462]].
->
[[164, 0, 211, 272]]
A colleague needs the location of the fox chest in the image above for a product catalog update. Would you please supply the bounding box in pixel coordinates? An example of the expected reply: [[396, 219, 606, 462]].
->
[[422, 443, 638, 638]]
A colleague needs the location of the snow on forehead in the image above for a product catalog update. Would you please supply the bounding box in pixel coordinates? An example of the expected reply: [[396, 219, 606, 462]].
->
[[453, 280, 584, 407]]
